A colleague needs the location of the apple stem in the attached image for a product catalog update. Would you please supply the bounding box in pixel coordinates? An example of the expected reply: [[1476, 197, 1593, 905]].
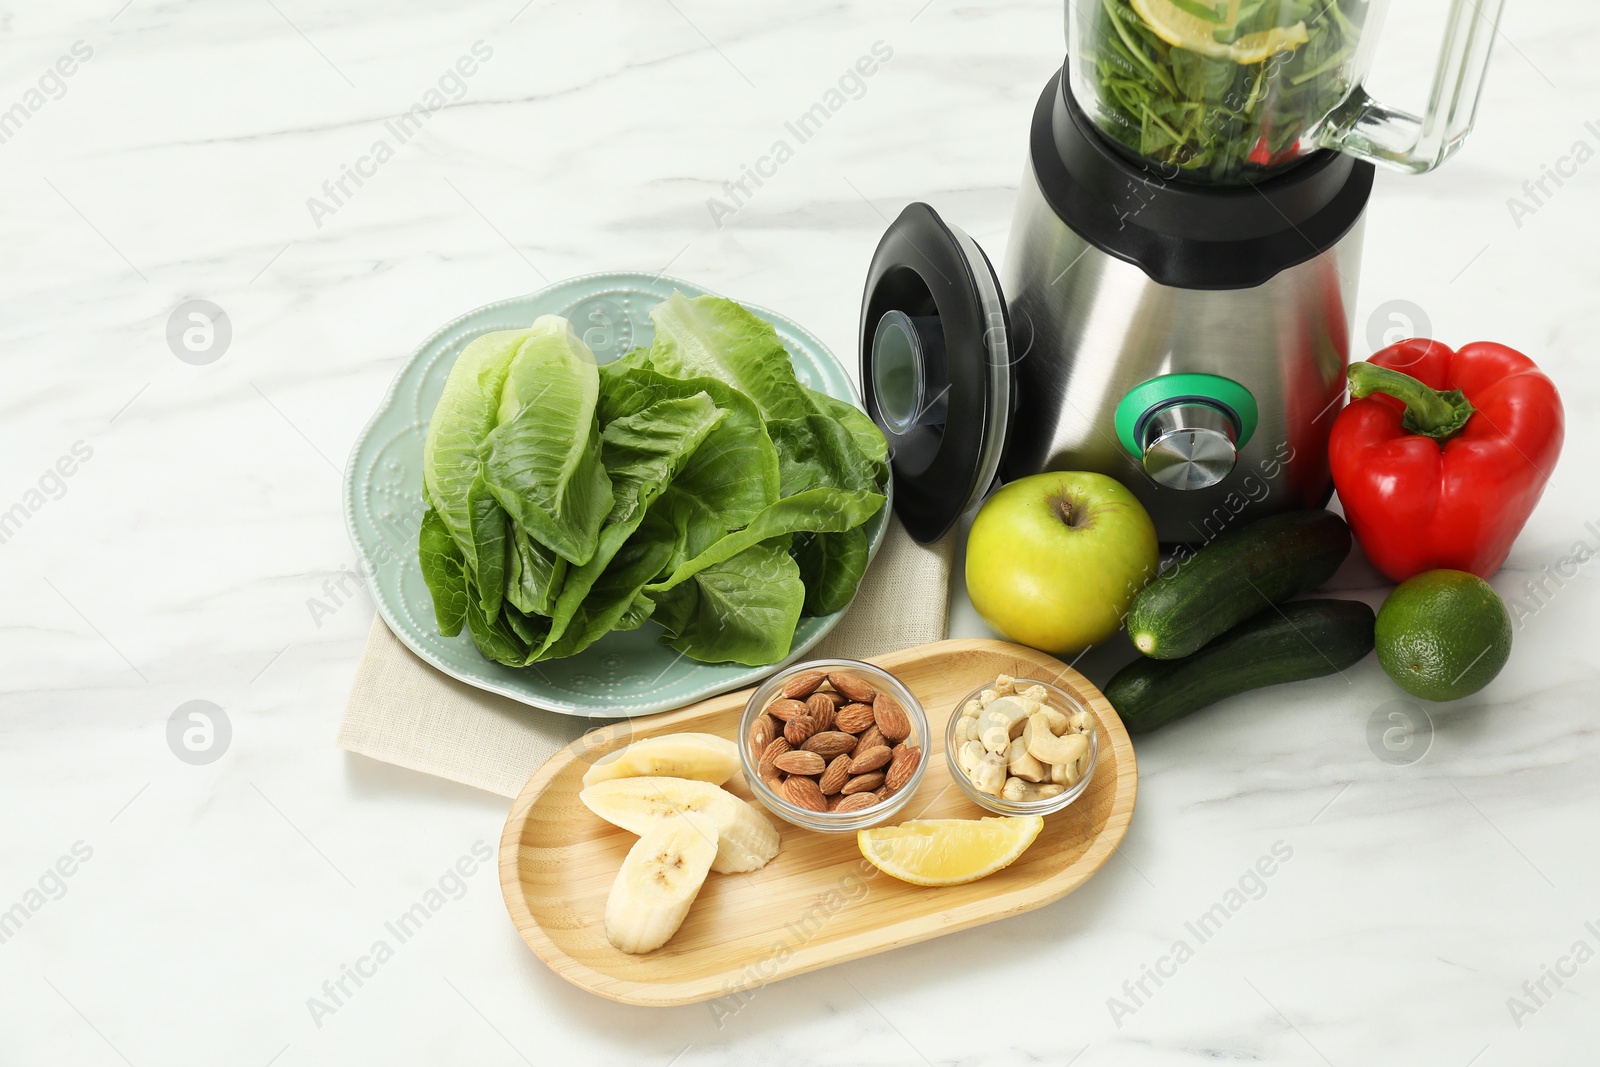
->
[[1052, 493, 1090, 530]]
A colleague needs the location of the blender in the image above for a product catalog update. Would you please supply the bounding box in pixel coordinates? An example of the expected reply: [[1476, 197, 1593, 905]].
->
[[860, 0, 1506, 544]]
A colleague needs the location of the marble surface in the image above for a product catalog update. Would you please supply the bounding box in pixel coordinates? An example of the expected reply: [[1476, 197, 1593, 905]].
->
[[4, 1, 1598, 1064]]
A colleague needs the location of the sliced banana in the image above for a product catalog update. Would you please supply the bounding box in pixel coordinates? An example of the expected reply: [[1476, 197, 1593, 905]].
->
[[580, 776, 779, 873], [604, 811, 719, 954], [581, 732, 740, 789]]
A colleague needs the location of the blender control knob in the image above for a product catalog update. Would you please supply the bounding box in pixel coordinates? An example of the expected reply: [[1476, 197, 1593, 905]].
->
[[1140, 402, 1238, 491]]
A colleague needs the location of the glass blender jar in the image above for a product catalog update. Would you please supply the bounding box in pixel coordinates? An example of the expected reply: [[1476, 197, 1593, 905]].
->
[[1068, 0, 1505, 184], [857, 0, 1508, 544]]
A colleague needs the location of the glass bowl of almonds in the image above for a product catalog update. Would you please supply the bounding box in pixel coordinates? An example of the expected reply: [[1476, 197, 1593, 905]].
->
[[739, 659, 929, 833], [944, 675, 1098, 817]]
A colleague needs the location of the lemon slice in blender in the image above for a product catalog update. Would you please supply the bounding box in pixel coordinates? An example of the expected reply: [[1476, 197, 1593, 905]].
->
[[1131, 0, 1309, 64]]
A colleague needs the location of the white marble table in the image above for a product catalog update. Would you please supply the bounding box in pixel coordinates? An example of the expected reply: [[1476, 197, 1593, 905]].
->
[[5, 1, 1597, 1063]]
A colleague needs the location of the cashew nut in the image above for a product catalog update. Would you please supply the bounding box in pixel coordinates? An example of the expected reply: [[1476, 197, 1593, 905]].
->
[[961, 700, 982, 718], [1020, 684, 1049, 703], [957, 739, 986, 776], [979, 689, 999, 705], [981, 697, 1034, 734], [1068, 710, 1093, 733], [980, 723, 1011, 754], [1026, 715, 1090, 765], [1050, 758, 1081, 787], [954, 716, 978, 744], [1004, 777, 1066, 802], [972, 751, 1007, 796], [992, 675, 1017, 696], [1005, 736, 1049, 783], [1032, 704, 1071, 735]]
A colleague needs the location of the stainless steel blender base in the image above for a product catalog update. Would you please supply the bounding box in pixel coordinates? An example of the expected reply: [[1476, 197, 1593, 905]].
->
[[1000, 163, 1364, 544]]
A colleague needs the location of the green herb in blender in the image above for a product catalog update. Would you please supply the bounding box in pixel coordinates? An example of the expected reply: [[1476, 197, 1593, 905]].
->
[[1082, 0, 1363, 183]]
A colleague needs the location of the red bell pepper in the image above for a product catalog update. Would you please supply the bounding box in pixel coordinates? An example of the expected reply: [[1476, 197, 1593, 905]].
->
[[1328, 339, 1563, 582]]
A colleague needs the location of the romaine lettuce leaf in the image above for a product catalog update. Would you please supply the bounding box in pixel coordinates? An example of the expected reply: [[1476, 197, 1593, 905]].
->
[[644, 487, 884, 595], [642, 293, 815, 423], [422, 328, 526, 571], [466, 473, 507, 617], [504, 527, 565, 617], [651, 537, 806, 666], [417, 295, 891, 669], [768, 413, 886, 499], [481, 316, 613, 566], [598, 365, 779, 527], [793, 525, 871, 616], [810, 388, 889, 468], [532, 393, 726, 656], [534, 492, 689, 661], [418, 507, 471, 636]]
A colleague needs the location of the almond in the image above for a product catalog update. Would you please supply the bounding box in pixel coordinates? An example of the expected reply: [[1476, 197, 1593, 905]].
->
[[818, 754, 852, 795], [835, 702, 877, 734], [801, 731, 858, 759], [848, 745, 892, 774], [873, 693, 912, 743], [766, 698, 809, 722], [805, 693, 836, 732], [870, 694, 908, 742], [780, 670, 828, 700], [748, 713, 776, 758], [784, 714, 818, 746], [757, 736, 791, 780], [852, 725, 886, 758], [885, 746, 921, 792], [842, 772, 886, 795], [833, 792, 882, 813], [773, 750, 826, 776], [829, 672, 877, 704], [782, 775, 828, 812]]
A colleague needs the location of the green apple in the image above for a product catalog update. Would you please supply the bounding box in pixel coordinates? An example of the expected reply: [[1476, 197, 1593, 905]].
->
[[966, 472, 1159, 655]]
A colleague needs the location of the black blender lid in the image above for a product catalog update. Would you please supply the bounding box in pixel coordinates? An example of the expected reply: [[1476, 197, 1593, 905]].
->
[[860, 203, 1013, 544]]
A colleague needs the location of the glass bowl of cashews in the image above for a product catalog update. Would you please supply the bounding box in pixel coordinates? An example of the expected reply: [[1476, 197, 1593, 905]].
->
[[944, 675, 1099, 817]]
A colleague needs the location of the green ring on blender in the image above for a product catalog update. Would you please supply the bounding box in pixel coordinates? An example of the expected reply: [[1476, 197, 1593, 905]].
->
[[1114, 374, 1259, 458]]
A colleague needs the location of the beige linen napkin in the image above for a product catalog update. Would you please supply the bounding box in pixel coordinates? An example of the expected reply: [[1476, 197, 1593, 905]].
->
[[338, 516, 953, 797]]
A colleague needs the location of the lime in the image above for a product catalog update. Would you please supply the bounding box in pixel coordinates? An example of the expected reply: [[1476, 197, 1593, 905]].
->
[[1375, 570, 1512, 702], [1130, 0, 1309, 64]]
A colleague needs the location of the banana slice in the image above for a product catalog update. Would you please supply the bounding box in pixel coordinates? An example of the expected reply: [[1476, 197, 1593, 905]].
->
[[581, 732, 740, 789], [580, 776, 780, 874], [604, 812, 719, 954]]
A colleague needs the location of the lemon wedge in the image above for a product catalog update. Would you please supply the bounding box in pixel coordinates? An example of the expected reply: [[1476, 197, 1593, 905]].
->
[[1130, 0, 1309, 64], [858, 816, 1045, 887]]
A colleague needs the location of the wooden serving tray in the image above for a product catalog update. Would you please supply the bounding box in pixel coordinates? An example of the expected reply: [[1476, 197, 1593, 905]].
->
[[499, 638, 1137, 1006]]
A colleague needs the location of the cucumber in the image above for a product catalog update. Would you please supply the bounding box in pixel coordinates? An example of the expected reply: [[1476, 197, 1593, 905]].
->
[[1106, 599, 1375, 735], [1128, 509, 1351, 660]]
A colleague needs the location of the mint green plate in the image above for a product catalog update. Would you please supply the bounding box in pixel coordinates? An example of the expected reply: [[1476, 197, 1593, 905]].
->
[[343, 273, 890, 718]]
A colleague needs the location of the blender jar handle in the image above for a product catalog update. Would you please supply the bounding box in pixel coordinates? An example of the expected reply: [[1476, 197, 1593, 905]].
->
[[1320, 0, 1507, 174]]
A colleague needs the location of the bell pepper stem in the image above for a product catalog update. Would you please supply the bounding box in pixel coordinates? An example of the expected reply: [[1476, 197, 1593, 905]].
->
[[1347, 362, 1475, 441]]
